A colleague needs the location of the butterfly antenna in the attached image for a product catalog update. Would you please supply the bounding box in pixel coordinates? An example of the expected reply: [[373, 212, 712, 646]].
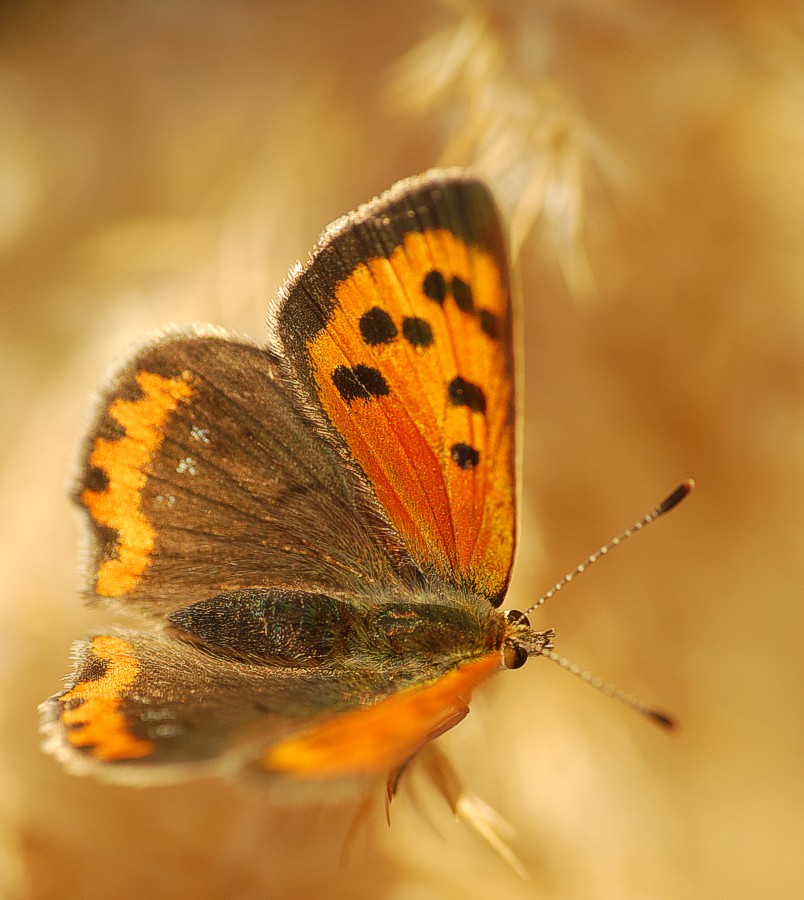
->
[[523, 480, 694, 618], [538, 649, 676, 729], [524, 480, 693, 729]]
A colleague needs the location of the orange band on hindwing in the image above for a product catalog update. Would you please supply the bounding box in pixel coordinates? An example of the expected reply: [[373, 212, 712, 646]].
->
[[264, 653, 500, 776], [59, 635, 154, 761], [306, 228, 515, 602], [81, 370, 195, 597]]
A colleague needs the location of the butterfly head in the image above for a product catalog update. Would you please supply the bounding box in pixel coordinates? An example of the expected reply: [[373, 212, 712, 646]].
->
[[501, 609, 555, 670]]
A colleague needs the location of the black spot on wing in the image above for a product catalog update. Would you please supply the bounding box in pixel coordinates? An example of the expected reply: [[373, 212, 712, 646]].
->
[[422, 270, 448, 304], [359, 307, 397, 345], [332, 365, 390, 403], [448, 376, 487, 414], [83, 465, 109, 494], [478, 309, 499, 340], [451, 443, 480, 469], [402, 316, 434, 348], [451, 276, 474, 312], [90, 523, 123, 572]]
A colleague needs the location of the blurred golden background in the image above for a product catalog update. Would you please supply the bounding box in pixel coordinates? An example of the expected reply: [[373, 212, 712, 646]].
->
[[1, 2, 802, 897]]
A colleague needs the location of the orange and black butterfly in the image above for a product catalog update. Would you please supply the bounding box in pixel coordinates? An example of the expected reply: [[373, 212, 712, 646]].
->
[[40, 171, 557, 797]]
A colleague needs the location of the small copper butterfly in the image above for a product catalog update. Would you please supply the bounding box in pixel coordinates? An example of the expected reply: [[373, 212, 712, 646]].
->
[[39, 171, 685, 847]]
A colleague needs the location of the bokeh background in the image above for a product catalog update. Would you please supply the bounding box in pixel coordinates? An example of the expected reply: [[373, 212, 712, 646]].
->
[[2, 2, 802, 897]]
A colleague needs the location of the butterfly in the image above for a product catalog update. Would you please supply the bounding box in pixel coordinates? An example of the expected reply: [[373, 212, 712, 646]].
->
[[39, 170, 558, 811]]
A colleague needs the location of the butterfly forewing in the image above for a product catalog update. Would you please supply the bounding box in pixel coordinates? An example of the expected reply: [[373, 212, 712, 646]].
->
[[271, 172, 516, 605]]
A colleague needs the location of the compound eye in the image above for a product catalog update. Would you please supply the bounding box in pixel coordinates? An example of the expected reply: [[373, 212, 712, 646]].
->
[[503, 643, 528, 670], [504, 609, 530, 628]]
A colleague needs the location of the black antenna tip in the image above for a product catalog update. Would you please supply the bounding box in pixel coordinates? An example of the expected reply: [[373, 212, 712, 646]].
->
[[657, 479, 695, 516], [648, 709, 678, 730]]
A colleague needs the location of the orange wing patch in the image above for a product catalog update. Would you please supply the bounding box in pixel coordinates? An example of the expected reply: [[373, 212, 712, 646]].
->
[[264, 653, 500, 777], [59, 635, 154, 761], [81, 370, 195, 597], [307, 229, 514, 602]]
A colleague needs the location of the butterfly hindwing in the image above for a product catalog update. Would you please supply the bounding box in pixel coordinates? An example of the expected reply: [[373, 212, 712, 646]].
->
[[41, 589, 505, 780], [270, 171, 516, 606], [41, 629, 354, 779]]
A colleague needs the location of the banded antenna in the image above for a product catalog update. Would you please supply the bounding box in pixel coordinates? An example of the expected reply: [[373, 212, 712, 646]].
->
[[528, 480, 694, 729]]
